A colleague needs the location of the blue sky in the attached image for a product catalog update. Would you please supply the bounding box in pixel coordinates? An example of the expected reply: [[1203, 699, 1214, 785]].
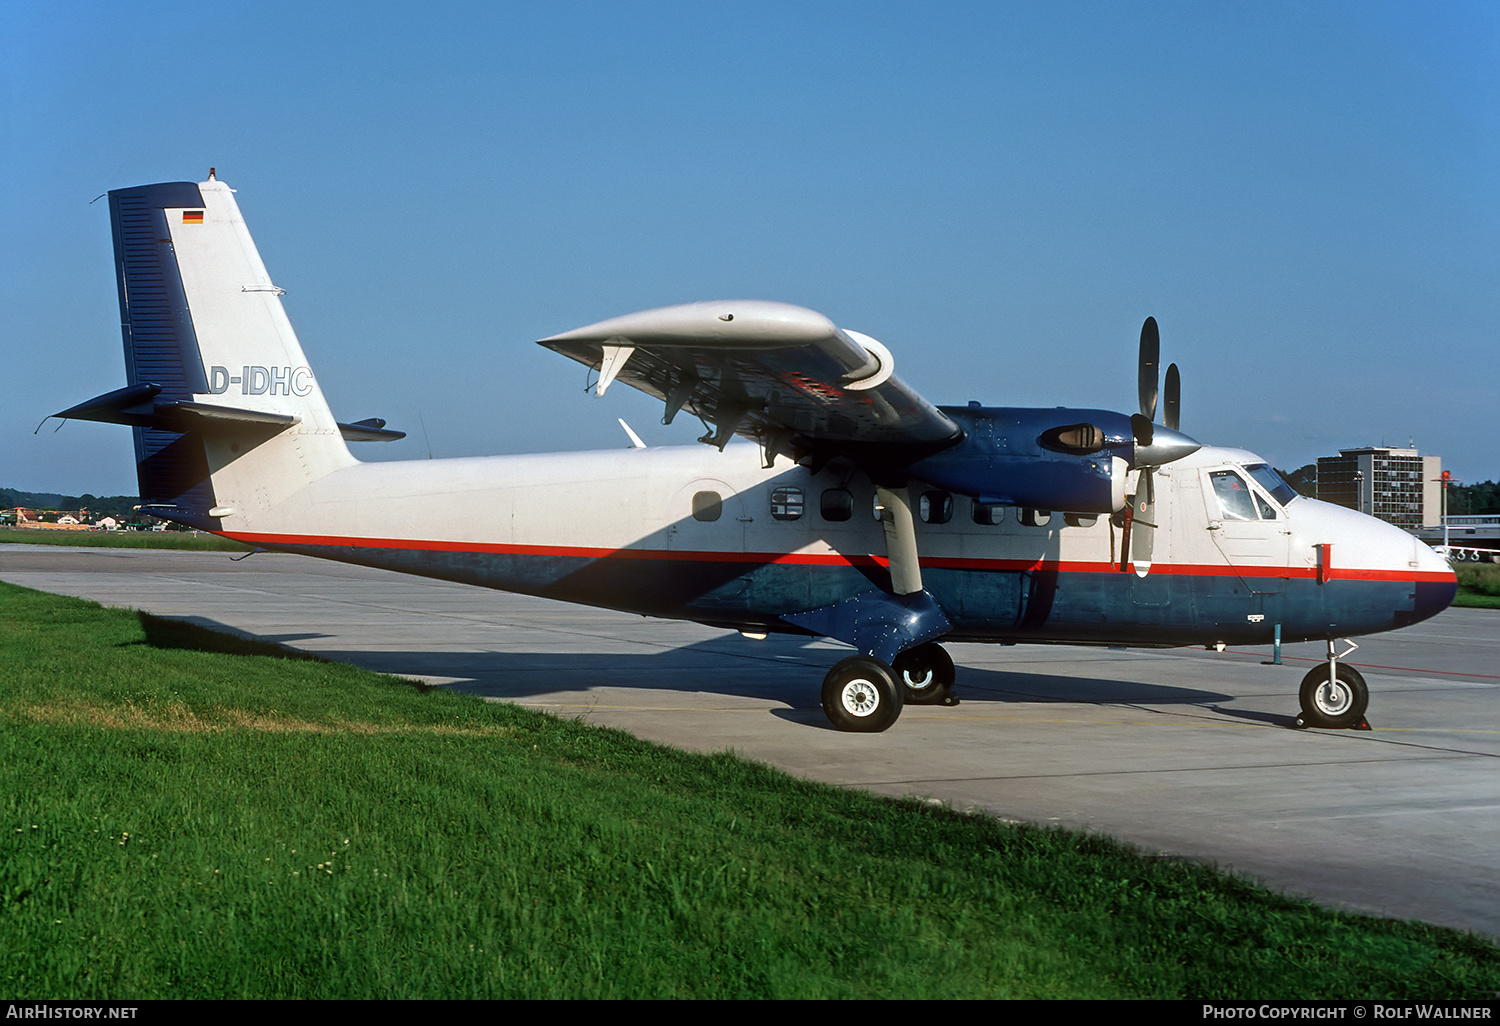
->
[[5, 1, 1497, 495]]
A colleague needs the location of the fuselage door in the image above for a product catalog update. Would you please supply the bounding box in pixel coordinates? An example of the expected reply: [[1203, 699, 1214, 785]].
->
[[662, 477, 757, 613], [1201, 467, 1291, 590], [668, 478, 747, 553]]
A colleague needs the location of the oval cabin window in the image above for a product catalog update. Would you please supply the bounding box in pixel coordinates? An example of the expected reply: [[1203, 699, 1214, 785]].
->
[[821, 489, 853, 522], [920, 491, 953, 525], [692, 491, 723, 522], [770, 486, 804, 521]]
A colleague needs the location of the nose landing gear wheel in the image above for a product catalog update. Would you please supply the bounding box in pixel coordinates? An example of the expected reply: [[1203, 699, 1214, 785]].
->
[[822, 655, 903, 732], [892, 643, 957, 706], [1297, 664, 1369, 729]]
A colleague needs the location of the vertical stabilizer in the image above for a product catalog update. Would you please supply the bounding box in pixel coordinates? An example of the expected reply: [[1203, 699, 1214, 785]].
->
[[107, 175, 354, 528]]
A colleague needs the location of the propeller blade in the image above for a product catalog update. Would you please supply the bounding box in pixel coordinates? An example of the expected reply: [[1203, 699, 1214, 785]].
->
[[1138, 317, 1160, 422], [1127, 323, 1171, 574], [1164, 362, 1180, 432], [1131, 468, 1155, 574], [1131, 325, 1198, 469], [1130, 412, 1154, 448]]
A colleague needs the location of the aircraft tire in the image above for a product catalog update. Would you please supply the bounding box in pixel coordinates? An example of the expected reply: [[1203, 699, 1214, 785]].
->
[[822, 656, 903, 733], [893, 643, 956, 705], [1298, 664, 1368, 729]]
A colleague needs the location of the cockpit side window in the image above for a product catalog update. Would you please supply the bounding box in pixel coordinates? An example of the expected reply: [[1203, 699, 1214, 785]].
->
[[1209, 470, 1259, 520]]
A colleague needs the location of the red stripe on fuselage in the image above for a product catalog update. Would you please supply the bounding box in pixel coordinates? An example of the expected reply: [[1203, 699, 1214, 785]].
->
[[221, 531, 1454, 584]]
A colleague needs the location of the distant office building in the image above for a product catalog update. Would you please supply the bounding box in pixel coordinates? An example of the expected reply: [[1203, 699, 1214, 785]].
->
[[1316, 447, 1441, 529]]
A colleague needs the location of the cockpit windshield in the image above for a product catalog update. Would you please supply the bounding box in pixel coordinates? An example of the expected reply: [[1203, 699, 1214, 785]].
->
[[1243, 463, 1299, 506]]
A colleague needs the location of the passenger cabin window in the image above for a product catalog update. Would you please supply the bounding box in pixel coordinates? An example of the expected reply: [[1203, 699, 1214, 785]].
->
[[972, 501, 1006, 526], [692, 490, 723, 522], [821, 488, 853, 522], [920, 490, 953, 525], [1064, 513, 1098, 528], [770, 486, 804, 521], [1019, 508, 1052, 527], [1209, 471, 1276, 520]]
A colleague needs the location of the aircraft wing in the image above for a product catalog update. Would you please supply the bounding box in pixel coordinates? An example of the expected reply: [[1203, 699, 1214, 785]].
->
[[539, 301, 961, 463]]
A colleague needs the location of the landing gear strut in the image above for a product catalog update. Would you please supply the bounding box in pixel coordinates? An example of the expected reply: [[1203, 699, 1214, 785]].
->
[[1296, 639, 1370, 730], [893, 642, 958, 706], [796, 485, 956, 732]]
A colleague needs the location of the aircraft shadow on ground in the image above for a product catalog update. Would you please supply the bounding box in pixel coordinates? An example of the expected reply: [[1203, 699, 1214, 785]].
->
[[133, 611, 332, 662], [162, 614, 1273, 721]]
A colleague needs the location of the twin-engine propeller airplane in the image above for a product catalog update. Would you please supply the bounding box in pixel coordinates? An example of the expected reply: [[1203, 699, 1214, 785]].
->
[[57, 175, 1456, 733]]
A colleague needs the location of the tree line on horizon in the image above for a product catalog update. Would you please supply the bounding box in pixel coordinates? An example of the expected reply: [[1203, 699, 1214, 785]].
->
[[1, 488, 143, 519], [1446, 480, 1500, 515]]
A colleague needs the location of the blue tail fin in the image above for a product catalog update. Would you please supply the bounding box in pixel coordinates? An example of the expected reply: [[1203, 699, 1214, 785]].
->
[[109, 181, 219, 523]]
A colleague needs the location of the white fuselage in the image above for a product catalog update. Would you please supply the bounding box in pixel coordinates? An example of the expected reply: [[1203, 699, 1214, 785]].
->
[[218, 441, 1455, 648]]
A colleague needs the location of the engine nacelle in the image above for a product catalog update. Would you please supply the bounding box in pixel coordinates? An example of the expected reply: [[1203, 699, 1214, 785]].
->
[[906, 406, 1136, 514]]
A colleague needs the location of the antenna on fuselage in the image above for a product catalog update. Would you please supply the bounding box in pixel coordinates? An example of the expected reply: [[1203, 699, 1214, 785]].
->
[[418, 411, 434, 459], [617, 419, 647, 448]]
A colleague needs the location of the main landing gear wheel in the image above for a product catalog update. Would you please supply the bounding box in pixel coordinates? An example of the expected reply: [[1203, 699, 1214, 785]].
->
[[892, 643, 958, 706], [1297, 664, 1369, 729], [821, 655, 903, 733]]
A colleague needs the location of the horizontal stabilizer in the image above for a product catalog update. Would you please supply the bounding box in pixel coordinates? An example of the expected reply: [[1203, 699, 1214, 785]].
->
[[58, 388, 402, 440], [53, 383, 162, 423], [171, 402, 297, 428], [338, 418, 406, 442], [56, 386, 297, 433]]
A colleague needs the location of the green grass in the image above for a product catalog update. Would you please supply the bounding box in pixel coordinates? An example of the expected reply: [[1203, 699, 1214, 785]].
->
[[2, 582, 1497, 999], [0, 527, 250, 551], [1454, 562, 1500, 609]]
